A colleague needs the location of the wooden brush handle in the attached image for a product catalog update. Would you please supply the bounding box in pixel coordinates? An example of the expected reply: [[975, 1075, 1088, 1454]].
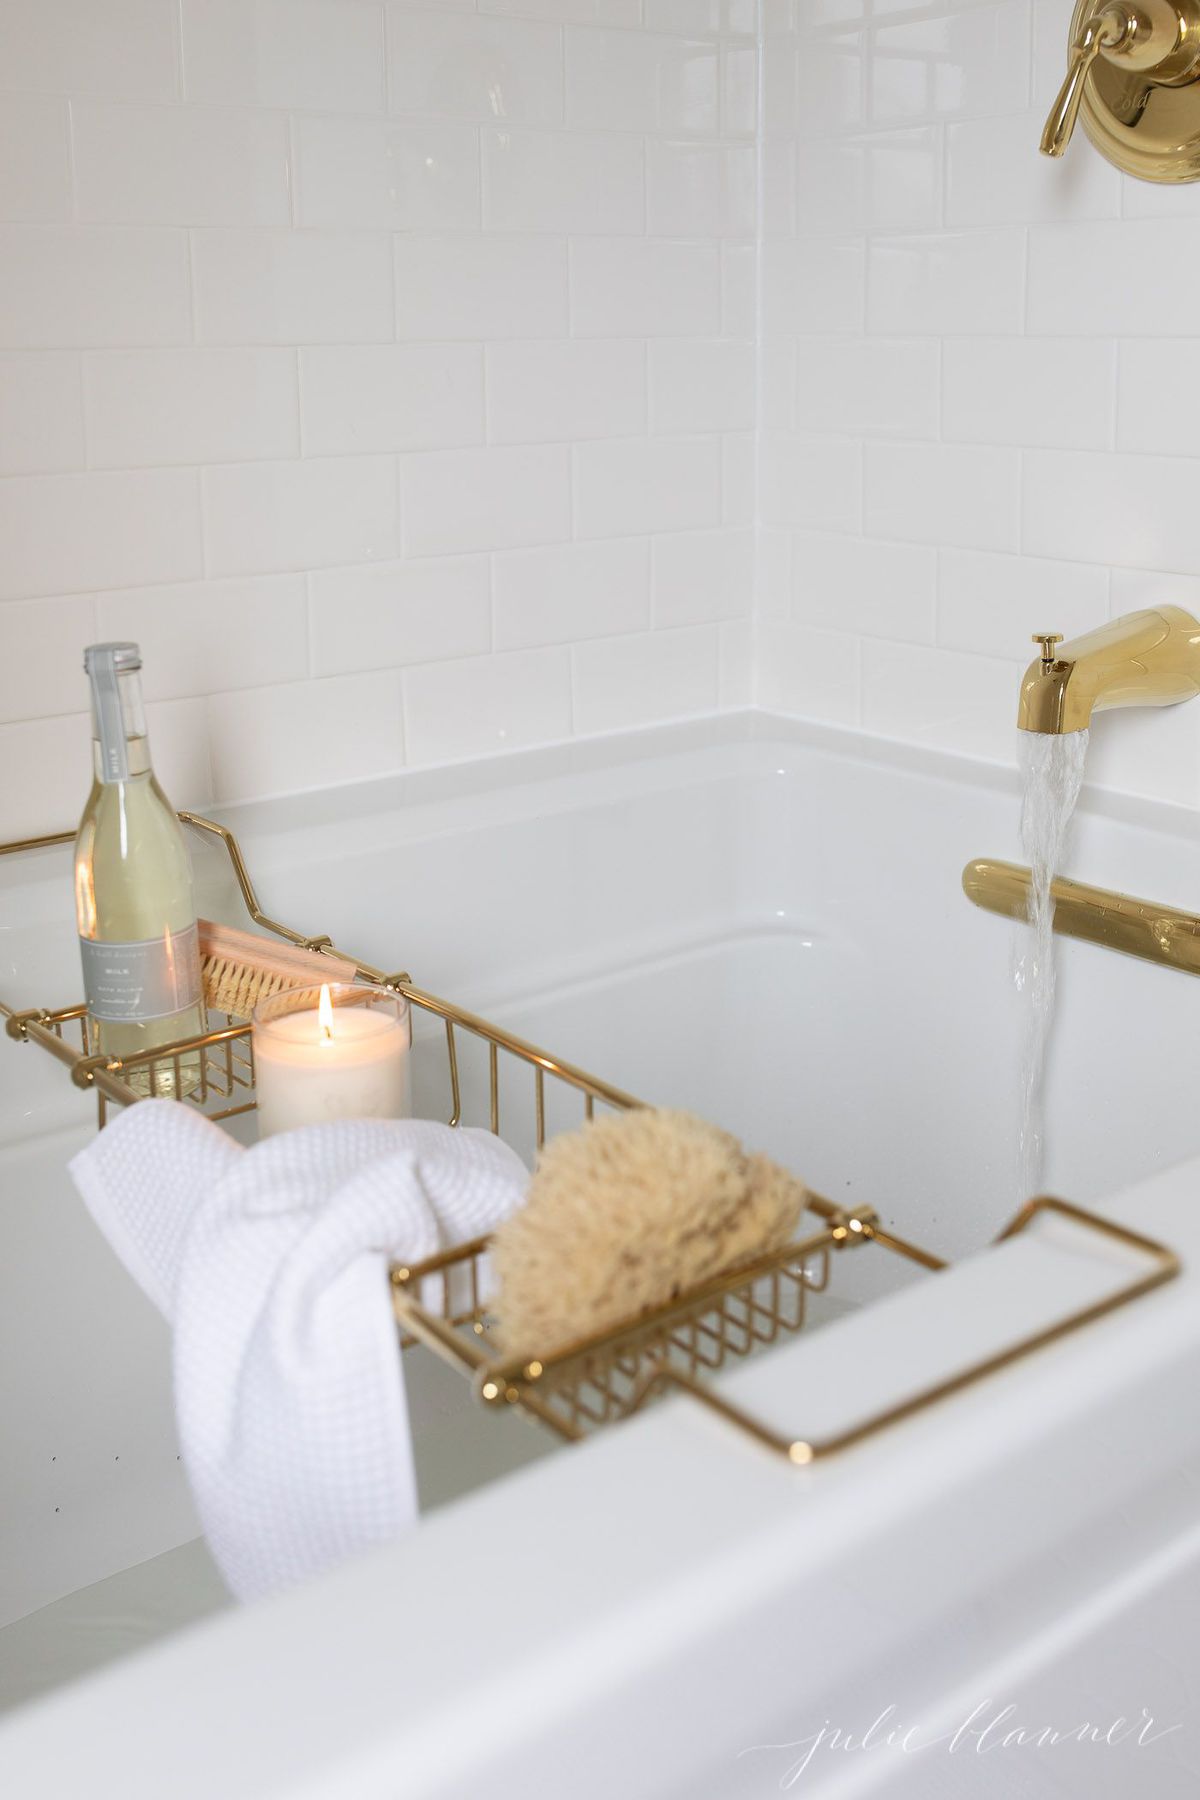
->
[[198, 919, 358, 986]]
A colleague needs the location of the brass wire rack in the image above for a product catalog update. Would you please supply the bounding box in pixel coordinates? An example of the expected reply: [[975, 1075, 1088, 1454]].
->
[[0, 814, 1182, 1465]]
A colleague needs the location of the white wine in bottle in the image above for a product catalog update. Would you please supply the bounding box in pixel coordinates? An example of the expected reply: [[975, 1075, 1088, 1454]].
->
[[74, 643, 206, 1098]]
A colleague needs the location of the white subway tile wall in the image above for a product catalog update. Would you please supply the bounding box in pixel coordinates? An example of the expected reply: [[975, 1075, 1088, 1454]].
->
[[763, 0, 1200, 805], [7, 0, 1200, 833], [0, 0, 756, 835]]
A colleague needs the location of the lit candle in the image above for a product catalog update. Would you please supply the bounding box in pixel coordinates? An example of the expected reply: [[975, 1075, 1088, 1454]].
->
[[252, 981, 411, 1139]]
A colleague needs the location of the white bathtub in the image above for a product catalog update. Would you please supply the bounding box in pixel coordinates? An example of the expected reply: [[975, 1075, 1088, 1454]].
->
[[3, 712, 1200, 1795]]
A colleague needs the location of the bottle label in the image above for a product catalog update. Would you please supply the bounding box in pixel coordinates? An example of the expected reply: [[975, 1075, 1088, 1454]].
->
[[79, 924, 201, 1023]]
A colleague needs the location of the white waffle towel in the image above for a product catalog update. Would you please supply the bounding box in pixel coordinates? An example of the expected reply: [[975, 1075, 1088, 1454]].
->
[[69, 1102, 527, 1602]]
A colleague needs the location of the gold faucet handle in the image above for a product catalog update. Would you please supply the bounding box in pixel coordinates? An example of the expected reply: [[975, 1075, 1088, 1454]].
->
[[1033, 632, 1064, 665], [1040, 5, 1133, 157]]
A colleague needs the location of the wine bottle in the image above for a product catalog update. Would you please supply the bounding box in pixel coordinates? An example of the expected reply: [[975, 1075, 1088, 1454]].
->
[[74, 643, 205, 1098]]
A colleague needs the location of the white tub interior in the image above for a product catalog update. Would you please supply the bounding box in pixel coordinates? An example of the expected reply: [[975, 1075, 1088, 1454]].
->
[[4, 710, 1200, 1720]]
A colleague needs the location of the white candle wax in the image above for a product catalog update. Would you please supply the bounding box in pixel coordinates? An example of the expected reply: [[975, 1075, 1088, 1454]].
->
[[254, 995, 411, 1139]]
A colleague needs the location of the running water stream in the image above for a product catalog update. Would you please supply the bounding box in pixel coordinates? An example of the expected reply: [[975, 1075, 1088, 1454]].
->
[[1014, 729, 1089, 1199]]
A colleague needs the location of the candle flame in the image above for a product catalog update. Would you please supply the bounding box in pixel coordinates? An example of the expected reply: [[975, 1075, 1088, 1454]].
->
[[318, 983, 334, 1041]]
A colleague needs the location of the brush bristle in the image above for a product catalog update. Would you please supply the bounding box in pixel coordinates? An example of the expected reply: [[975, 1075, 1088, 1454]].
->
[[202, 956, 296, 1020], [196, 921, 360, 1020]]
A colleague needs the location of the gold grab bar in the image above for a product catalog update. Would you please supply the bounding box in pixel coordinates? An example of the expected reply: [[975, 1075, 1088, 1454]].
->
[[962, 858, 1200, 978]]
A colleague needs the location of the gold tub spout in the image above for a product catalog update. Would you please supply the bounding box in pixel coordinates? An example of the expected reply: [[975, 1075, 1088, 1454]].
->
[[1018, 605, 1200, 733], [962, 859, 1200, 977]]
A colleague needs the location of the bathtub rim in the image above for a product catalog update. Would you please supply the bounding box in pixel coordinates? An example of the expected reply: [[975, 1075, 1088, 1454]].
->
[[1, 1146, 1198, 1795], [170, 709, 1200, 860]]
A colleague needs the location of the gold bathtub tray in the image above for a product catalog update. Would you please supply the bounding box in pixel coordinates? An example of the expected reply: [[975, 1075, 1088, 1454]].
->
[[0, 815, 1181, 1465], [391, 1196, 1179, 1462]]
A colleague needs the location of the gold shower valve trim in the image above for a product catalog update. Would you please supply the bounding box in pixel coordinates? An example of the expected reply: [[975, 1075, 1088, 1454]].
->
[[1040, 4, 1132, 158], [1041, 0, 1200, 181]]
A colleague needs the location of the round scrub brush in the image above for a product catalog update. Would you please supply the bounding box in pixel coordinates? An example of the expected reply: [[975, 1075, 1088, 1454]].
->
[[198, 920, 358, 1019], [489, 1108, 809, 1356]]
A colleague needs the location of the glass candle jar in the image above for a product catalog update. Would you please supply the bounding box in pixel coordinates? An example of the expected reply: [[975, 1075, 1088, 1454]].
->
[[252, 982, 412, 1139]]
